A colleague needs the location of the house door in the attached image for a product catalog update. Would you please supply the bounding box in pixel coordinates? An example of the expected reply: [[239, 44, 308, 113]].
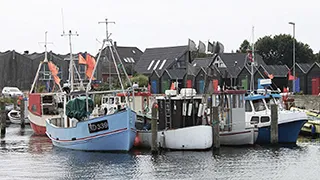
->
[[186, 80, 192, 88], [198, 80, 204, 94], [295, 78, 300, 93], [213, 79, 218, 91], [312, 77, 320, 95], [242, 78, 248, 90], [151, 80, 158, 94], [162, 80, 169, 93]]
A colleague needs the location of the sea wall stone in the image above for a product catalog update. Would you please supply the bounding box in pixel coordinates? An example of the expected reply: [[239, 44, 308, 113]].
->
[[291, 95, 320, 111]]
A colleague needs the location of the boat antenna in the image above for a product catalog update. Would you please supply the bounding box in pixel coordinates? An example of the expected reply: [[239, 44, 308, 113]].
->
[[61, 8, 65, 35], [98, 18, 115, 90], [250, 26, 255, 92], [61, 30, 79, 92]]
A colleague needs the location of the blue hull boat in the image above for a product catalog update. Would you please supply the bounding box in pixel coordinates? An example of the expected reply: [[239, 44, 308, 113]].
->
[[46, 109, 136, 151], [256, 120, 307, 144]]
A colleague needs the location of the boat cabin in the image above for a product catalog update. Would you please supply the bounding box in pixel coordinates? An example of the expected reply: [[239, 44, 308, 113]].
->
[[245, 94, 275, 125], [28, 93, 62, 116], [211, 90, 247, 132]]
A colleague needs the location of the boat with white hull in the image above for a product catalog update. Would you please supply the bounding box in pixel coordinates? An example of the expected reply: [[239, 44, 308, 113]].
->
[[8, 109, 30, 124], [135, 89, 258, 150]]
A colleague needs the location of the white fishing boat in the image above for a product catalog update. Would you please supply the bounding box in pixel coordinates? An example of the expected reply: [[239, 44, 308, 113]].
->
[[136, 88, 257, 150]]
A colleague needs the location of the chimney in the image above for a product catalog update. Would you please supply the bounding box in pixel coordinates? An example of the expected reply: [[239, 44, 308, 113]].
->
[[114, 41, 117, 48], [24, 50, 29, 54]]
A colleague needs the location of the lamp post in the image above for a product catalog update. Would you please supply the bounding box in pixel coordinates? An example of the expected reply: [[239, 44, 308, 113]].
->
[[289, 22, 295, 93]]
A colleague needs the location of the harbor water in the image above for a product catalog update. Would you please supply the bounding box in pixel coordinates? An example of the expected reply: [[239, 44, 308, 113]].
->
[[1, 124, 320, 180]]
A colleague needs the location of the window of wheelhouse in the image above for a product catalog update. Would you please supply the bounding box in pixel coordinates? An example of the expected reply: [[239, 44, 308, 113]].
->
[[252, 99, 266, 111], [245, 100, 252, 112], [250, 116, 259, 124]]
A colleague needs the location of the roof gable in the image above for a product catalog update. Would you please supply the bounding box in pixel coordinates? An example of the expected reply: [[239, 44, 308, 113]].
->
[[307, 62, 320, 73], [135, 45, 188, 75], [217, 53, 266, 78], [296, 63, 313, 73]]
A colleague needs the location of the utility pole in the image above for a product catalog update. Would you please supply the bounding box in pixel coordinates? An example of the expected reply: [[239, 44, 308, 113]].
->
[[99, 18, 115, 90], [61, 30, 79, 92], [289, 22, 296, 93]]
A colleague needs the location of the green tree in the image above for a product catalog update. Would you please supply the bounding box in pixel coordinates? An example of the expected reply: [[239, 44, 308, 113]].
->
[[128, 74, 148, 88], [237, 39, 251, 53], [254, 34, 314, 67], [314, 51, 320, 63]]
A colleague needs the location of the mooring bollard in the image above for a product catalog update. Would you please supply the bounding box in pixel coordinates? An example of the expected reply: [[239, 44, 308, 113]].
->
[[0, 100, 6, 136], [20, 97, 25, 128], [151, 102, 158, 153], [271, 104, 278, 144]]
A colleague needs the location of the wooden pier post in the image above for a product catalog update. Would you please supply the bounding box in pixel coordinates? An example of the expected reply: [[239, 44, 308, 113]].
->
[[20, 97, 25, 128], [212, 105, 220, 149], [151, 102, 158, 154], [270, 104, 278, 144], [208, 95, 220, 149], [0, 100, 6, 136]]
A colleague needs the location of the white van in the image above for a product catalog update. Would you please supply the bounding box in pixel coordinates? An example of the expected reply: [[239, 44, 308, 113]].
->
[[1, 87, 23, 97]]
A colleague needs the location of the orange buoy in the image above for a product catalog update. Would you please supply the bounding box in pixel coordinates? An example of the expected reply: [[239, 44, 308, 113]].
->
[[134, 134, 141, 147]]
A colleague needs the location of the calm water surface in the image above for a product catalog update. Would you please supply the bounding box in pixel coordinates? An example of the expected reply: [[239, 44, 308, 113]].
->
[[1, 124, 320, 180]]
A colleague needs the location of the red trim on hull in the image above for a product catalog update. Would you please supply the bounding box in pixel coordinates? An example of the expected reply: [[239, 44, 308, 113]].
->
[[48, 127, 129, 142], [220, 130, 252, 136], [30, 121, 46, 135]]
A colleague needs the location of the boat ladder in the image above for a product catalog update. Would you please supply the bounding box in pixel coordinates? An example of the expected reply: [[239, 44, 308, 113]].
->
[[165, 97, 172, 129]]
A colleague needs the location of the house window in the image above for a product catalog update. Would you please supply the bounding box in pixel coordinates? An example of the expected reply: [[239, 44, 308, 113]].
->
[[129, 57, 135, 63], [159, 59, 167, 70], [153, 60, 161, 70], [39, 64, 52, 80], [78, 64, 86, 80], [147, 60, 155, 70]]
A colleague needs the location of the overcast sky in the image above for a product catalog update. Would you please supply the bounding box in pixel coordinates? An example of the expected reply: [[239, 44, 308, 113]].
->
[[0, 0, 319, 55]]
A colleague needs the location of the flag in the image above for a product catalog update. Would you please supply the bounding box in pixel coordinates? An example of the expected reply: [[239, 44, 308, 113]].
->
[[213, 41, 224, 54], [216, 41, 224, 53], [247, 51, 253, 62], [86, 54, 96, 80], [288, 70, 295, 80], [170, 82, 175, 90], [47, 61, 60, 85], [78, 53, 87, 64], [207, 41, 214, 53], [198, 40, 206, 54], [268, 74, 274, 79], [53, 75, 61, 85], [48, 61, 58, 75], [264, 70, 274, 79], [188, 39, 197, 52]]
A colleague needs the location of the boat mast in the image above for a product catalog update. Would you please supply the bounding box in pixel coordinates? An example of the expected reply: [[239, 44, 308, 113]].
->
[[250, 26, 255, 92], [30, 31, 51, 93], [99, 18, 115, 90], [62, 30, 78, 92]]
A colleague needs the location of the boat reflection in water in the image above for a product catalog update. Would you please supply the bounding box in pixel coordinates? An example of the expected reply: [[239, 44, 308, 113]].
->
[[28, 134, 53, 154]]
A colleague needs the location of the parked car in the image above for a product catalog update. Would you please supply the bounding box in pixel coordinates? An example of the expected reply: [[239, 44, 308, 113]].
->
[[1, 87, 23, 97]]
